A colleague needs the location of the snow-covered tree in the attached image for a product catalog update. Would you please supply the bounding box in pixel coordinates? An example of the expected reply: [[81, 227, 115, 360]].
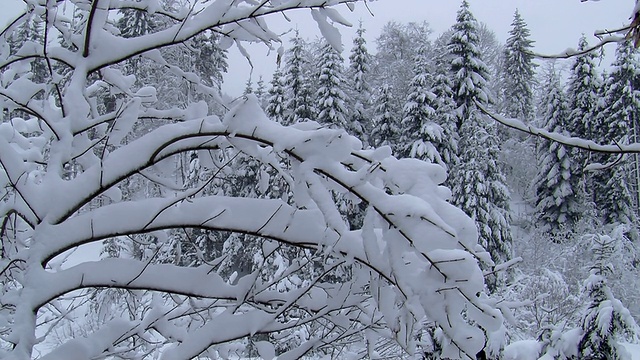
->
[[370, 84, 401, 152], [371, 21, 432, 109], [500, 9, 536, 123], [567, 36, 602, 198], [266, 68, 286, 123], [191, 31, 228, 93], [243, 77, 254, 95], [594, 41, 640, 227], [0, 1, 503, 359], [348, 22, 372, 144], [448, 0, 491, 128], [448, 0, 513, 287], [315, 41, 350, 129], [255, 76, 266, 102], [431, 55, 459, 170], [6, 12, 47, 86], [283, 31, 315, 124], [533, 65, 582, 235], [399, 46, 443, 166], [578, 231, 638, 359]]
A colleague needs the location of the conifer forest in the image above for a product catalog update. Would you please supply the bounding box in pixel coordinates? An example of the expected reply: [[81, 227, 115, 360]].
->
[[1, 0, 640, 359]]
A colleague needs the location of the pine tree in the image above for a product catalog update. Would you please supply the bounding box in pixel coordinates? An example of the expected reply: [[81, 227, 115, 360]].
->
[[315, 41, 350, 129], [533, 65, 581, 235], [349, 22, 372, 144], [370, 84, 401, 152], [500, 9, 536, 123], [595, 40, 640, 227], [283, 31, 315, 124], [448, 0, 512, 284], [266, 68, 286, 124], [578, 232, 638, 359], [399, 46, 443, 166]]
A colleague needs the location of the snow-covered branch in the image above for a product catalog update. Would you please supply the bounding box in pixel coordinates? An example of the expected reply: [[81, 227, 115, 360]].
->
[[476, 101, 640, 154]]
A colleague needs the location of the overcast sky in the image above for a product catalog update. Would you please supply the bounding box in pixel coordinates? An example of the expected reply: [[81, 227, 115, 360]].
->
[[1, 0, 634, 96]]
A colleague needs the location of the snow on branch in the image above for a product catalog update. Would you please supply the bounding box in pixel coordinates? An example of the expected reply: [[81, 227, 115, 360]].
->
[[476, 101, 640, 154], [0, 1, 503, 359], [530, 35, 625, 59]]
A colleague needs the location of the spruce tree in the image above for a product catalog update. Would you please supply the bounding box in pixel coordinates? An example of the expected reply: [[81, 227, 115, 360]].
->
[[349, 22, 372, 144], [243, 78, 254, 95], [567, 36, 601, 202], [596, 40, 640, 227], [432, 56, 459, 169], [370, 84, 401, 153], [399, 46, 443, 166], [500, 9, 536, 123], [448, 0, 512, 282], [578, 233, 638, 359], [7, 12, 47, 85], [448, 0, 490, 128], [568, 36, 601, 140], [266, 68, 286, 124], [315, 41, 350, 129], [283, 31, 315, 124], [533, 65, 581, 235], [255, 75, 266, 107], [117, 6, 157, 78], [191, 31, 228, 92]]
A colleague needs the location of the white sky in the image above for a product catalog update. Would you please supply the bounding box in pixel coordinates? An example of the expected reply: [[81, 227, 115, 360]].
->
[[1, 0, 634, 96]]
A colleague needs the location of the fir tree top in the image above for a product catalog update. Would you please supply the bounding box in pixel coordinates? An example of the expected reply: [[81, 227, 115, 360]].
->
[[501, 9, 536, 122], [448, 0, 491, 128]]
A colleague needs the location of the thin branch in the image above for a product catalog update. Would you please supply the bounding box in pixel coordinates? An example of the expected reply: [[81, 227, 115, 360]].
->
[[532, 36, 624, 59], [83, 0, 100, 58], [476, 101, 640, 154]]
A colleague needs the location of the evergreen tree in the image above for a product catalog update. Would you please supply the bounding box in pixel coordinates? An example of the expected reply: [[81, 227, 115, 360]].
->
[[243, 78, 254, 95], [255, 75, 266, 106], [533, 65, 581, 235], [266, 68, 286, 123], [567, 36, 601, 201], [315, 41, 350, 129], [283, 31, 315, 124], [596, 41, 640, 227], [399, 46, 443, 166], [448, 0, 491, 129], [370, 84, 401, 152], [448, 0, 512, 284], [117, 6, 157, 78], [500, 9, 536, 123], [191, 31, 228, 92], [118, 6, 156, 38], [431, 56, 459, 169], [568, 36, 601, 140], [7, 12, 47, 85], [349, 22, 372, 144], [578, 232, 638, 359]]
